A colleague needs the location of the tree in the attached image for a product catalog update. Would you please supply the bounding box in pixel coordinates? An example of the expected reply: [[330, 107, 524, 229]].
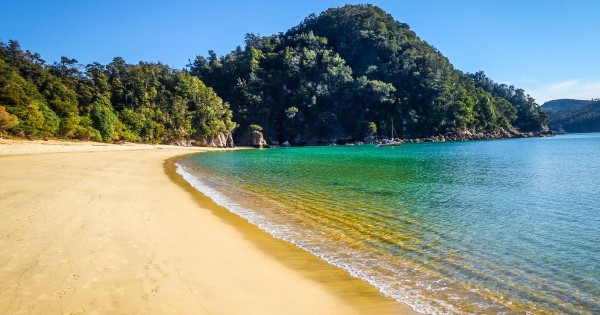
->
[[1, 40, 236, 145], [0, 105, 18, 132], [190, 5, 546, 143], [0, 57, 58, 136], [353, 120, 377, 140], [91, 97, 118, 142], [470, 71, 546, 131]]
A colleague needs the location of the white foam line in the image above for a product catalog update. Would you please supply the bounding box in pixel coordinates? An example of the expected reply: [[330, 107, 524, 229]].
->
[[175, 161, 456, 314]]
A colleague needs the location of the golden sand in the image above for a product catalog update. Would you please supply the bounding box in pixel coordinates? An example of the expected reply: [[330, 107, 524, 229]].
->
[[0, 140, 415, 314]]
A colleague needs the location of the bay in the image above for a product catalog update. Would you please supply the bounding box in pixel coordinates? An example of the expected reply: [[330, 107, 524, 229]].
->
[[177, 133, 600, 314]]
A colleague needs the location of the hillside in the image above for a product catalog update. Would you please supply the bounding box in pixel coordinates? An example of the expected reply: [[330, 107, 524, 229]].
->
[[1, 5, 549, 145], [543, 99, 600, 132], [190, 4, 548, 144], [542, 99, 592, 111], [0, 42, 235, 145]]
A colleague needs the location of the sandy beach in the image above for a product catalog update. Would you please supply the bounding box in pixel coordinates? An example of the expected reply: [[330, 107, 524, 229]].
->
[[0, 139, 414, 314]]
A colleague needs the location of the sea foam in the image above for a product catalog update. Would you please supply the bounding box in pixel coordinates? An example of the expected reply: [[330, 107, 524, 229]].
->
[[175, 160, 447, 314], [174, 136, 600, 314]]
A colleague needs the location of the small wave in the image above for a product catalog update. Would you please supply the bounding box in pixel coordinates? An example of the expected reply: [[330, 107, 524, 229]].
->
[[174, 138, 600, 315], [175, 160, 450, 314], [176, 161, 271, 231]]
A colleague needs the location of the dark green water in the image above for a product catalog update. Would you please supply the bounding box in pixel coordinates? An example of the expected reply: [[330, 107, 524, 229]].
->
[[177, 133, 600, 314]]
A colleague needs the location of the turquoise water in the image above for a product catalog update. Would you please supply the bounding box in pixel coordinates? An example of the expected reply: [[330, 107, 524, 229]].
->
[[177, 133, 600, 314]]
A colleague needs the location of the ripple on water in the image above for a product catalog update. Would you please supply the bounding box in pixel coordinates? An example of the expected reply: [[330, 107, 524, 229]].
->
[[178, 134, 600, 314]]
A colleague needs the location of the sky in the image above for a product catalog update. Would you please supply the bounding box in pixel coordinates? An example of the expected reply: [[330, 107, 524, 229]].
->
[[1, 0, 599, 104]]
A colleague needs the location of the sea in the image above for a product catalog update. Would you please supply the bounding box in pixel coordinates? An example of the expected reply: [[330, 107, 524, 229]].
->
[[176, 133, 600, 314]]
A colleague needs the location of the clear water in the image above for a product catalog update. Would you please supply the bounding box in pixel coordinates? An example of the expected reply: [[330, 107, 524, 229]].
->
[[177, 133, 600, 314]]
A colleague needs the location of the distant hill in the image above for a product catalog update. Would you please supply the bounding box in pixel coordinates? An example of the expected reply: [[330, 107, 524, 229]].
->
[[542, 99, 592, 111], [542, 99, 600, 132]]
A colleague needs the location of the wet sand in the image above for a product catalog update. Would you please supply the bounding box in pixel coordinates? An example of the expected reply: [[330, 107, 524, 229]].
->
[[0, 140, 415, 314]]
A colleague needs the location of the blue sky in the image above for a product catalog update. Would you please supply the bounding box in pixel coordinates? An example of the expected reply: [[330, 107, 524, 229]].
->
[[1, 0, 599, 104]]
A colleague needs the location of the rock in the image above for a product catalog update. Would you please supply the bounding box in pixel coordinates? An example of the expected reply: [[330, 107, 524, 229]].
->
[[196, 132, 235, 148], [363, 135, 375, 144], [238, 130, 267, 148], [226, 133, 235, 147], [252, 131, 267, 148], [281, 140, 291, 147]]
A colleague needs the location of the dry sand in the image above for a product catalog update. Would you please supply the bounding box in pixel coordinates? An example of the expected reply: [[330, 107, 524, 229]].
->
[[0, 139, 415, 314]]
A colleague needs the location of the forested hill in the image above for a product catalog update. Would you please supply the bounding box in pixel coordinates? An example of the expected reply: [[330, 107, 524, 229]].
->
[[0, 41, 235, 145], [542, 99, 600, 133], [542, 99, 592, 111], [1, 5, 549, 146], [190, 4, 548, 145]]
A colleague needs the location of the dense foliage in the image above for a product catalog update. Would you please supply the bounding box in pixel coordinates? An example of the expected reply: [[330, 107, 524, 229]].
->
[[0, 41, 235, 145], [190, 4, 548, 144], [469, 71, 548, 132], [1, 5, 550, 145], [543, 99, 600, 132]]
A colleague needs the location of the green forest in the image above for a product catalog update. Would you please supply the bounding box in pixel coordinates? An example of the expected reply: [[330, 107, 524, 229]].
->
[[542, 99, 600, 132], [0, 42, 235, 146], [1, 5, 549, 146]]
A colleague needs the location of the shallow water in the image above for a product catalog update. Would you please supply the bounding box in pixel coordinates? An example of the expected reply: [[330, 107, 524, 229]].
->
[[177, 133, 600, 314]]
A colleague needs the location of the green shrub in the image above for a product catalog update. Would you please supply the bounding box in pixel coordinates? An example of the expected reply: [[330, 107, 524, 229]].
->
[[353, 120, 377, 140], [249, 124, 263, 132], [0, 105, 19, 132], [73, 125, 102, 142], [91, 100, 118, 142]]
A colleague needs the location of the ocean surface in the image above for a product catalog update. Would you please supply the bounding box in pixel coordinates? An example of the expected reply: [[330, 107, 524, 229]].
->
[[176, 133, 600, 314]]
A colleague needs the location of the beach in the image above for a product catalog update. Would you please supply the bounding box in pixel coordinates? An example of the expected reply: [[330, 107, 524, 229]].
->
[[0, 139, 413, 314]]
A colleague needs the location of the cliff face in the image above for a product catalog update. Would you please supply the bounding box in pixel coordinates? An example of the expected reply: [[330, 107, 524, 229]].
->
[[197, 132, 235, 148], [168, 132, 234, 148]]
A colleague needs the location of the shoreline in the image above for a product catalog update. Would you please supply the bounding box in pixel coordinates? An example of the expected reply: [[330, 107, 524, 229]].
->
[[166, 155, 415, 314], [0, 140, 416, 314]]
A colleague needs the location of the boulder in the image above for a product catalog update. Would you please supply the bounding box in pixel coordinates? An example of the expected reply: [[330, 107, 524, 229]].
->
[[238, 130, 267, 148]]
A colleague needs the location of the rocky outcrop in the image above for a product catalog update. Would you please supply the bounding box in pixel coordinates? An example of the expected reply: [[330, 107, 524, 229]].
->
[[363, 135, 376, 144], [393, 129, 556, 144], [346, 128, 558, 146], [172, 139, 194, 146], [238, 130, 267, 148], [169, 132, 234, 147], [197, 132, 235, 148]]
